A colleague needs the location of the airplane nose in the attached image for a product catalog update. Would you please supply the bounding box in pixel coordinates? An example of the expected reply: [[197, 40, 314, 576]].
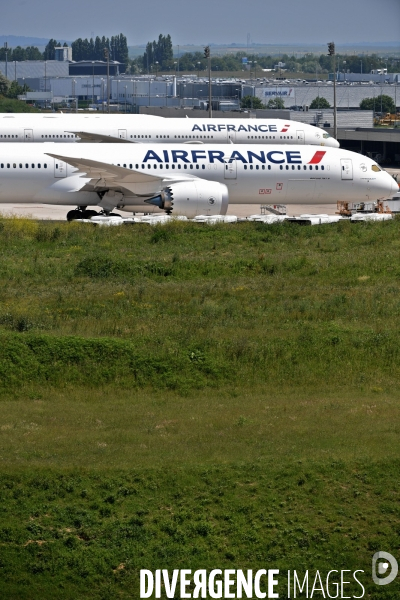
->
[[323, 137, 340, 148], [391, 178, 399, 195]]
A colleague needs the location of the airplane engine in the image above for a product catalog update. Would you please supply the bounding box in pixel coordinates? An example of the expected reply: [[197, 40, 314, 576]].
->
[[145, 180, 229, 218]]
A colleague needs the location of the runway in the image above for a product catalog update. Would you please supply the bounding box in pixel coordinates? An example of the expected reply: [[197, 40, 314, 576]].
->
[[0, 202, 339, 220]]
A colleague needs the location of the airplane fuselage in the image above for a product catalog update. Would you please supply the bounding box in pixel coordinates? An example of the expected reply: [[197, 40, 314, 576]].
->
[[0, 114, 339, 147], [0, 144, 396, 217]]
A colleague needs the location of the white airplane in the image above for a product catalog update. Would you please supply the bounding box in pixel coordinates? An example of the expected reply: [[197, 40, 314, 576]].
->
[[0, 113, 339, 147], [0, 143, 396, 219]]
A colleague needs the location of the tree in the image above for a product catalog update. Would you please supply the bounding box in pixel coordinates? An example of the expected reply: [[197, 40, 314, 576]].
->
[[309, 96, 331, 109], [0, 73, 9, 96], [266, 97, 285, 109], [240, 95, 265, 109], [7, 80, 28, 99], [360, 95, 395, 114], [143, 34, 173, 72], [111, 34, 129, 66], [43, 39, 59, 60], [25, 46, 43, 60]]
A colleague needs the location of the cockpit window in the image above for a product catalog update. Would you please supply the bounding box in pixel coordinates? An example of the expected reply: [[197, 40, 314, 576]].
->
[[371, 165, 381, 172], [322, 133, 330, 139]]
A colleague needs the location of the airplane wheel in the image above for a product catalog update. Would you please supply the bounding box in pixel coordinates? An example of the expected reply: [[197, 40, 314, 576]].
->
[[108, 212, 123, 218], [67, 210, 82, 221]]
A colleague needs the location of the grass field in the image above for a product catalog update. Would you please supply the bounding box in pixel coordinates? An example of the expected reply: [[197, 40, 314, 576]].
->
[[0, 216, 400, 598]]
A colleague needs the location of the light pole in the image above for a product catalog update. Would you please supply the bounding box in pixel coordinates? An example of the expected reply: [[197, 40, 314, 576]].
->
[[197, 62, 201, 78], [101, 78, 104, 112], [343, 60, 346, 83], [235, 87, 241, 108], [204, 46, 212, 118], [155, 61, 159, 77], [92, 61, 95, 105], [124, 85, 127, 113], [72, 79, 77, 112], [327, 42, 337, 140], [103, 47, 110, 113], [4, 42, 8, 79], [117, 79, 120, 111]]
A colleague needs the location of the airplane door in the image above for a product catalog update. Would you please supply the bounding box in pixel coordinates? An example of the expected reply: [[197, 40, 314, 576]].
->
[[341, 158, 353, 180], [118, 129, 127, 140], [54, 159, 67, 178], [296, 130, 305, 144], [224, 159, 237, 179], [24, 129, 33, 142], [228, 131, 236, 143]]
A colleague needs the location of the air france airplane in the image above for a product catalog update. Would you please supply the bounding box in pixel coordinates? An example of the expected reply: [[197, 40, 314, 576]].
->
[[0, 113, 339, 147], [0, 144, 396, 219]]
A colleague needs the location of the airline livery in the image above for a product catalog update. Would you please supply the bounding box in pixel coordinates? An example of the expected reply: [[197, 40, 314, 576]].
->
[[0, 143, 396, 219], [0, 114, 339, 147]]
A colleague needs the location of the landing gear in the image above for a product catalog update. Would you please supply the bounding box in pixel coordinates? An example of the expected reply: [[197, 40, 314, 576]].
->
[[66, 208, 100, 221], [67, 209, 84, 221]]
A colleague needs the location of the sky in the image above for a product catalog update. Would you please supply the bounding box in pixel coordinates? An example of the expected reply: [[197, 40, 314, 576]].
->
[[1, 0, 400, 47]]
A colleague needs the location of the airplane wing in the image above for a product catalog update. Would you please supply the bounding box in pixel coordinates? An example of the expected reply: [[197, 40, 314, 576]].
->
[[69, 131, 137, 144], [45, 152, 198, 197]]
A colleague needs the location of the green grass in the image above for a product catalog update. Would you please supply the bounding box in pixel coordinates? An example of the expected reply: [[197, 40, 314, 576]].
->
[[0, 98, 39, 113], [0, 216, 400, 597]]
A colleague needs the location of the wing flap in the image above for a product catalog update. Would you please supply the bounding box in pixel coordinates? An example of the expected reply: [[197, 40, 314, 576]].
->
[[70, 131, 138, 144]]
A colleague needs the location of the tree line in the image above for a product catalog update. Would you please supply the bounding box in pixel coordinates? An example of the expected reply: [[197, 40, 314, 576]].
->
[[0, 34, 128, 66], [130, 43, 398, 75]]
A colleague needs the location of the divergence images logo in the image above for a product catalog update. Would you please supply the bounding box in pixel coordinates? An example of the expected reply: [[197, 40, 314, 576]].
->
[[372, 552, 398, 586]]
